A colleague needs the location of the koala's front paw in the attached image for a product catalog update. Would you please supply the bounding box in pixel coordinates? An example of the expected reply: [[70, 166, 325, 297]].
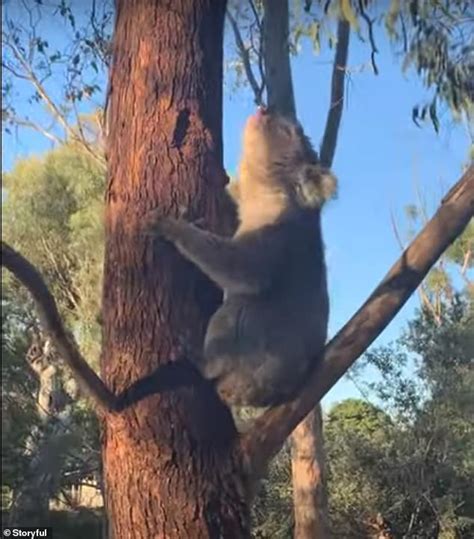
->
[[143, 210, 179, 240]]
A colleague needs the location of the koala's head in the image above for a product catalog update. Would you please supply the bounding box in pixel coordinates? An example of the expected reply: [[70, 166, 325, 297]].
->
[[240, 107, 337, 209]]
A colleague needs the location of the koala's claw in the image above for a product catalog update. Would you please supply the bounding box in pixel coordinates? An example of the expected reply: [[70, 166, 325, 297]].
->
[[192, 217, 206, 229], [143, 209, 165, 236], [177, 205, 206, 229]]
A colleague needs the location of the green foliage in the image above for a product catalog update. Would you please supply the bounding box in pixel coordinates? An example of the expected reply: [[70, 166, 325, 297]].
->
[[1, 510, 103, 539], [446, 219, 474, 269], [325, 400, 396, 537], [325, 398, 392, 440], [2, 144, 106, 362], [1, 293, 39, 508], [387, 0, 473, 122], [252, 446, 293, 539], [227, 0, 473, 132], [252, 294, 473, 537], [1, 144, 104, 518], [353, 295, 474, 537]]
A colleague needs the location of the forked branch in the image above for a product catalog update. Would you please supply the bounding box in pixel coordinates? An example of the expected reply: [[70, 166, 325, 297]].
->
[[227, 9, 264, 105], [1, 242, 117, 414], [242, 165, 474, 471], [320, 19, 350, 167]]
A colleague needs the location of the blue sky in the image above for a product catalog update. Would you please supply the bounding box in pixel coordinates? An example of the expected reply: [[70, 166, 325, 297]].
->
[[2, 15, 470, 409]]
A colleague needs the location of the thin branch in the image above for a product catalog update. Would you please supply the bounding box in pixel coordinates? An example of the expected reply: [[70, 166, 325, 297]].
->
[[391, 209, 442, 324], [247, 0, 266, 95], [2, 60, 31, 80], [5, 40, 73, 136], [358, 0, 379, 75], [3, 115, 63, 145], [390, 209, 405, 251], [242, 165, 474, 471], [414, 178, 430, 225], [3, 37, 105, 168], [320, 19, 350, 167], [460, 248, 471, 278], [1, 242, 116, 414], [247, 0, 262, 33], [227, 9, 264, 105]]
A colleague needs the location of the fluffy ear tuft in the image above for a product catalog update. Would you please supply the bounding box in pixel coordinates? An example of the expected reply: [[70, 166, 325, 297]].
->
[[295, 164, 337, 209], [319, 169, 338, 202]]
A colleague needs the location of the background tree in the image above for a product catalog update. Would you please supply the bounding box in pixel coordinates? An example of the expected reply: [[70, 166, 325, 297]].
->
[[1, 145, 104, 526], [342, 294, 474, 537]]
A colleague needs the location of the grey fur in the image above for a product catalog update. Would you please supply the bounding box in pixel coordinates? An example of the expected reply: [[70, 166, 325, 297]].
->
[[146, 110, 335, 407]]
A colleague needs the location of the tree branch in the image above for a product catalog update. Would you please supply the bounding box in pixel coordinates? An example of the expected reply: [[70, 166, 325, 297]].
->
[[320, 19, 350, 168], [241, 165, 474, 471], [227, 9, 264, 105], [262, 0, 296, 118], [2, 114, 63, 145], [390, 209, 442, 325], [1, 241, 116, 414], [358, 0, 379, 75], [3, 38, 105, 169]]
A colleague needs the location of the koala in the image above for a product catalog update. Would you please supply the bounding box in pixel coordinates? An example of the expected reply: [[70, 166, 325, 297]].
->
[[145, 107, 336, 407]]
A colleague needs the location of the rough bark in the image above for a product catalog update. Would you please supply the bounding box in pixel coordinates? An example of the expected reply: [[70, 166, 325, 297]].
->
[[291, 406, 330, 538], [101, 1, 248, 537]]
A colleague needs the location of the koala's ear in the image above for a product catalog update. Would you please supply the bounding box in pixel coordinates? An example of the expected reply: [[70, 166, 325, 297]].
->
[[226, 180, 240, 205], [295, 164, 337, 208]]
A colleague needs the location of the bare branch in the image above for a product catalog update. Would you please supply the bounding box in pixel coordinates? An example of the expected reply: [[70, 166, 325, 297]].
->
[[390, 209, 438, 324], [247, 0, 262, 33], [3, 37, 106, 169], [1, 241, 116, 414], [390, 209, 405, 251], [227, 9, 264, 105], [262, 0, 296, 117], [4, 40, 72, 136], [320, 19, 350, 167], [460, 248, 471, 278], [358, 0, 379, 75], [2, 60, 30, 80], [246, 0, 265, 93], [2, 114, 63, 145], [242, 165, 474, 471]]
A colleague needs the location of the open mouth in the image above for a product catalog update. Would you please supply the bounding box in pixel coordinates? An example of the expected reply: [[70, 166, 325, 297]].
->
[[248, 105, 269, 126]]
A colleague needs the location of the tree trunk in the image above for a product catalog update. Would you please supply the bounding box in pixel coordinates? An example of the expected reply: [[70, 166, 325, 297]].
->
[[262, 2, 330, 537], [291, 407, 329, 538], [101, 1, 249, 537]]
